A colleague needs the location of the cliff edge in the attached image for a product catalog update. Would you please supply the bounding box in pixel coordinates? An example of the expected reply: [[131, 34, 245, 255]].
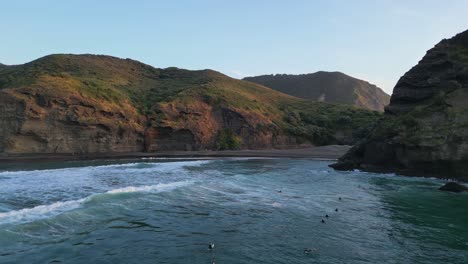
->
[[331, 29, 468, 181]]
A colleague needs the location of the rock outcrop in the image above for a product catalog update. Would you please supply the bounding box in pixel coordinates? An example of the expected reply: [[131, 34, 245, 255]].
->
[[331, 29, 468, 181], [439, 182, 468, 193], [0, 54, 381, 155], [244, 72, 390, 111]]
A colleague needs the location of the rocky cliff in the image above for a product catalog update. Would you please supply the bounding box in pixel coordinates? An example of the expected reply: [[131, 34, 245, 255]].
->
[[331, 29, 468, 181], [243, 72, 390, 111], [0, 54, 381, 155]]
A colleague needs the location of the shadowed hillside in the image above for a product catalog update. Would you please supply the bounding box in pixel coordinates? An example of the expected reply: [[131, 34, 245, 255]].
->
[[244, 72, 390, 111]]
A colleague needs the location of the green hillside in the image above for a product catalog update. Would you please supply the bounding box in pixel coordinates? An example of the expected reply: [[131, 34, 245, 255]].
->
[[0, 54, 382, 154]]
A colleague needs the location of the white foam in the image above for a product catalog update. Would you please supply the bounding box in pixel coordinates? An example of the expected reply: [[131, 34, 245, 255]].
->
[[224, 157, 278, 160], [0, 199, 86, 225], [105, 181, 191, 194], [0, 181, 192, 225], [0, 160, 213, 177], [271, 202, 282, 208]]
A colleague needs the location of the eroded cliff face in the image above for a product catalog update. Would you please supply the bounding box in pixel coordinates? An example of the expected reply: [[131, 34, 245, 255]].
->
[[0, 91, 25, 152], [144, 100, 298, 151], [0, 88, 299, 154], [331, 29, 468, 181], [0, 88, 146, 154]]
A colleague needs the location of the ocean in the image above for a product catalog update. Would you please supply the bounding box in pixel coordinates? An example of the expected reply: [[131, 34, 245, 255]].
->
[[0, 158, 466, 263]]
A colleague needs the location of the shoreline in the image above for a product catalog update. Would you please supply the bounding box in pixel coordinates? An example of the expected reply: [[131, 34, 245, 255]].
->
[[0, 145, 351, 164]]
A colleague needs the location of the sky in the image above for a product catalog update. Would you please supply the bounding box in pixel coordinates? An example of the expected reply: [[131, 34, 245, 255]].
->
[[1, 0, 467, 94]]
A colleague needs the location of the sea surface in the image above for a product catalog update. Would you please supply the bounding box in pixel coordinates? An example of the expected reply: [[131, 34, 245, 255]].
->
[[0, 158, 466, 264]]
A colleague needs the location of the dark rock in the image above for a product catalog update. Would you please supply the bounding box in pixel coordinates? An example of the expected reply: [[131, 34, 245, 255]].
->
[[439, 182, 468, 192], [331, 29, 468, 182]]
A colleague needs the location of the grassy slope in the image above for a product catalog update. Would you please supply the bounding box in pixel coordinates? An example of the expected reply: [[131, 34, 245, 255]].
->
[[0, 54, 382, 146]]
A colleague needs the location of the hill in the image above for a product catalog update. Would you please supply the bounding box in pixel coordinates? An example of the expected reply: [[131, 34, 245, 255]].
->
[[331, 29, 468, 181], [243, 72, 390, 111], [0, 54, 381, 154]]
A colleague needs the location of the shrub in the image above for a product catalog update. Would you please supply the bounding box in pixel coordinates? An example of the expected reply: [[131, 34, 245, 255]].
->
[[216, 129, 243, 150]]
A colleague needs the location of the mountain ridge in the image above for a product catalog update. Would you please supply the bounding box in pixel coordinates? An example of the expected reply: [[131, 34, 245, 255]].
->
[[243, 71, 390, 111]]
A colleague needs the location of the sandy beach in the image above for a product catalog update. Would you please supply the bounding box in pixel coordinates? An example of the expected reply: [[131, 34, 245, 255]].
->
[[0, 145, 351, 164]]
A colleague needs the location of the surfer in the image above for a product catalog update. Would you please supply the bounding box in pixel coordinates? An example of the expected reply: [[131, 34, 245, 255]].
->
[[304, 248, 316, 254]]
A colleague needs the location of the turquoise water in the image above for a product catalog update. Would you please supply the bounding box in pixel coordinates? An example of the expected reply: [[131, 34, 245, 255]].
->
[[0, 158, 466, 264]]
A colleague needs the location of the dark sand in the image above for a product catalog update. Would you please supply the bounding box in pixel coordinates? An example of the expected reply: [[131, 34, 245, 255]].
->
[[0, 145, 351, 164]]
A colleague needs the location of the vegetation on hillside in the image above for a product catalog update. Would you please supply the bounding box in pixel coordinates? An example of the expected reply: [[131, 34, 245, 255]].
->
[[280, 101, 382, 145], [216, 129, 243, 150], [0, 54, 383, 147]]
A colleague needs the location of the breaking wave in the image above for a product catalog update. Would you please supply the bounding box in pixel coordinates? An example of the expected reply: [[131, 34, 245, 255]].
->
[[0, 181, 192, 225]]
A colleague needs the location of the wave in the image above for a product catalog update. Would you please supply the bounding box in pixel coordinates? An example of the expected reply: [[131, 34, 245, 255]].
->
[[0, 159, 213, 177], [0, 181, 192, 225], [0, 199, 87, 226], [105, 181, 191, 194]]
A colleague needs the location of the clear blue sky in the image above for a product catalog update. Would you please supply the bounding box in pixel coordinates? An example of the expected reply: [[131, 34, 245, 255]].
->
[[1, 0, 467, 94]]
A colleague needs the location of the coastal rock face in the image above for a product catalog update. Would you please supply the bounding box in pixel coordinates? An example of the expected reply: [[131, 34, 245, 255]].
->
[[331, 29, 468, 181], [0, 54, 381, 155], [0, 87, 145, 154], [244, 72, 390, 111], [439, 182, 468, 193]]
